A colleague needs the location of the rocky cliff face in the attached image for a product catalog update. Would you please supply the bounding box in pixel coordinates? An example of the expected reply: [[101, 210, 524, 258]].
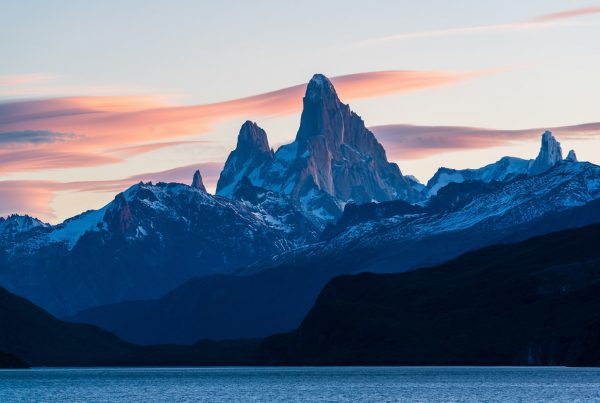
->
[[216, 74, 422, 226], [529, 131, 563, 175], [216, 121, 273, 196]]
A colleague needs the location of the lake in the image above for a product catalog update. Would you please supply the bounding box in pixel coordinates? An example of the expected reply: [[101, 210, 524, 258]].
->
[[1, 366, 599, 402]]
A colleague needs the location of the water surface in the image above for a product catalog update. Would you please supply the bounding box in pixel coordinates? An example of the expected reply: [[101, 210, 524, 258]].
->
[[1, 366, 599, 402]]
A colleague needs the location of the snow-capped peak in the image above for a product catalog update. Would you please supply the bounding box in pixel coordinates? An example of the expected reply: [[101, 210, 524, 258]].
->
[[216, 73, 423, 224], [530, 131, 562, 174], [0, 214, 48, 235]]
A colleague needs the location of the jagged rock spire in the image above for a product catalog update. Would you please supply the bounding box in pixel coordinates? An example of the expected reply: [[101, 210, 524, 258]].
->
[[216, 121, 273, 196], [214, 74, 423, 225], [290, 73, 416, 203], [237, 120, 272, 155], [191, 169, 207, 192], [104, 193, 132, 233], [530, 131, 563, 175], [296, 74, 346, 150], [566, 150, 578, 162]]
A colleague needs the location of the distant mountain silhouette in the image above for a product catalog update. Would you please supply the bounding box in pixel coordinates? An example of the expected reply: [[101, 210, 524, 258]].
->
[[0, 283, 261, 366], [71, 190, 600, 345], [260, 223, 600, 366]]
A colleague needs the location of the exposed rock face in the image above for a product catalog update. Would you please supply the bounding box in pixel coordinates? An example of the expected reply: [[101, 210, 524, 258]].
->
[[566, 150, 578, 162], [191, 169, 207, 192], [530, 131, 563, 174], [104, 193, 133, 234], [289, 74, 417, 204], [216, 121, 273, 196], [217, 74, 422, 225]]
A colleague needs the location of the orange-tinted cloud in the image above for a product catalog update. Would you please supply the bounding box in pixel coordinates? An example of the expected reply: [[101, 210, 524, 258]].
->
[[0, 180, 56, 219], [1, 70, 477, 139], [0, 162, 223, 221], [62, 162, 223, 193], [0, 70, 486, 174], [106, 140, 210, 157], [0, 149, 121, 174], [371, 122, 600, 160]]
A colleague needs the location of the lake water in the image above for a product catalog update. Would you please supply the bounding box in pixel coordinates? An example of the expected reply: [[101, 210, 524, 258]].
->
[[1, 366, 599, 402]]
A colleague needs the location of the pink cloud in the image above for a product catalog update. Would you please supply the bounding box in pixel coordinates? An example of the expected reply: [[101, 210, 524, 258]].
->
[[0, 70, 486, 174], [0, 74, 54, 87], [2, 70, 472, 139], [105, 140, 210, 157], [359, 5, 600, 44], [62, 162, 223, 193], [531, 5, 600, 22], [0, 149, 121, 174], [370, 122, 600, 160], [0, 162, 223, 221], [0, 180, 56, 219]]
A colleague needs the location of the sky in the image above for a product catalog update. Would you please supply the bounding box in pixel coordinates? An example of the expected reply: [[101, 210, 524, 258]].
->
[[1, 0, 600, 222]]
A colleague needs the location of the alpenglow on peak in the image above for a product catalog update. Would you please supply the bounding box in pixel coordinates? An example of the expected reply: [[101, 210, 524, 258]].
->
[[215, 73, 423, 226]]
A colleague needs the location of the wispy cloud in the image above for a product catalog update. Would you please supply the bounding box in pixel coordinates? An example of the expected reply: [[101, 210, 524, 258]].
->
[[531, 5, 600, 22], [0, 149, 121, 174], [0, 162, 223, 221], [0, 130, 78, 146], [105, 140, 210, 157], [0, 69, 488, 174], [371, 122, 600, 160], [358, 5, 600, 45], [0, 74, 55, 87], [0, 180, 56, 220]]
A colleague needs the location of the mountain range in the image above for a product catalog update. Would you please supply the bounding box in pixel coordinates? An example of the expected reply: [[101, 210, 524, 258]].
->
[[426, 130, 574, 196], [1, 74, 600, 349], [0, 176, 318, 315], [3, 223, 600, 367]]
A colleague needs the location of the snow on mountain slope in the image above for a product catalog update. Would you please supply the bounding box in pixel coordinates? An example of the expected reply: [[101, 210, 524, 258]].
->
[[249, 160, 600, 273], [48, 207, 109, 248], [0, 170, 319, 315], [338, 161, 599, 249], [216, 121, 273, 197], [427, 131, 566, 196]]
